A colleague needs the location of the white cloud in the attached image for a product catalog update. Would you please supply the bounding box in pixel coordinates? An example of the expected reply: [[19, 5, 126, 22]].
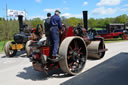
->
[[83, 1, 88, 6], [123, 4, 128, 7], [92, 7, 119, 15], [61, 13, 70, 17], [44, 8, 60, 12], [62, 8, 69, 10], [97, 0, 120, 6], [28, 16, 45, 20], [44, 8, 69, 12], [120, 8, 128, 12], [92, 7, 128, 16], [64, 0, 67, 4], [35, 0, 41, 3], [61, 13, 82, 18]]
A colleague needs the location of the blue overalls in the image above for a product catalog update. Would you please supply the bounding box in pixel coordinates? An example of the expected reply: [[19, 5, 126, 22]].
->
[[50, 14, 62, 56]]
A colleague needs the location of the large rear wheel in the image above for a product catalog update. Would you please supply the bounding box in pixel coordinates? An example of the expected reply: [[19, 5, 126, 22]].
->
[[59, 37, 87, 75]]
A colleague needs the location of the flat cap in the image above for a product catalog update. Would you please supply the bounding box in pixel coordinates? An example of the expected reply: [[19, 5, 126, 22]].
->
[[55, 10, 61, 14]]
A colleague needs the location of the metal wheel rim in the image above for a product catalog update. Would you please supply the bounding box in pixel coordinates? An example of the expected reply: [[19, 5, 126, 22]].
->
[[67, 39, 86, 73]]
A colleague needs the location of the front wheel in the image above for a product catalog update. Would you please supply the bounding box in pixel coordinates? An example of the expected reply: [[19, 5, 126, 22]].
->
[[4, 41, 17, 57], [98, 44, 106, 59]]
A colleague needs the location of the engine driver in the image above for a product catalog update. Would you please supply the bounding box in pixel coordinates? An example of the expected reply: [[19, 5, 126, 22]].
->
[[49, 10, 62, 60]]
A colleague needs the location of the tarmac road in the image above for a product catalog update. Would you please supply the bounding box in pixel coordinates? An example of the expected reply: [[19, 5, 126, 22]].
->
[[0, 41, 128, 85]]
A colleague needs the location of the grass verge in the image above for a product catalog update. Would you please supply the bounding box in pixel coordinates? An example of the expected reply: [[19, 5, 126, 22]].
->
[[104, 38, 128, 43], [0, 41, 7, 53]]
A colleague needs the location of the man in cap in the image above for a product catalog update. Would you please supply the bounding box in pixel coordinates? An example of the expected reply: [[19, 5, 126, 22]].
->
[[49, 10, 62, 61]]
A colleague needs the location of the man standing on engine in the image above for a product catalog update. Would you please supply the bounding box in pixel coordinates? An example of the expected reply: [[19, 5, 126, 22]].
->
[[44, 13, 51, 44], [50, 10, 62, 60]]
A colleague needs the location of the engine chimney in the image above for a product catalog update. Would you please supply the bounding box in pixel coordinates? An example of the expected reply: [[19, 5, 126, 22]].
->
[[83, 11, 88, 30], [18, 15, 24, 33]]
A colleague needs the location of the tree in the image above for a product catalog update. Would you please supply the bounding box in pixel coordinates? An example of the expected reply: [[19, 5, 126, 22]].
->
[[31, 18, 42, 28], [68, 17, 83, 27], [114, 14, 128, 23], [61, 16, 70, 26], [119, 14, 127, 23], [88, 18, 96, 28]]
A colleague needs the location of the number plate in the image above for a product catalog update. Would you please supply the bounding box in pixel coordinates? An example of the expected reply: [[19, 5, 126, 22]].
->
[[12, 44, 23, 50]]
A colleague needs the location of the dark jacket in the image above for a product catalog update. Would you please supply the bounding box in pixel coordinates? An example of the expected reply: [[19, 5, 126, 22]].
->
[[50, 14, 62, 29], [44, 17, 51, 34]]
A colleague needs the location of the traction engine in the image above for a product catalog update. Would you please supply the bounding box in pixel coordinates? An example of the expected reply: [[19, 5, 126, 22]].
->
[[29, 11, 107, 75]]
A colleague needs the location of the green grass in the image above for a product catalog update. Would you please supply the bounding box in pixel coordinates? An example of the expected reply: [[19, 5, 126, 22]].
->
[[94, 28, 104, 30], [0, 40, 13, 53], [88, 28, 104, 30], [0, 41, 7, 53], [104, 38, 128, 43]]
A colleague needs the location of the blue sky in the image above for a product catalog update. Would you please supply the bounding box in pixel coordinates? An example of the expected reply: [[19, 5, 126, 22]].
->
[[0, 0, 128, 19]]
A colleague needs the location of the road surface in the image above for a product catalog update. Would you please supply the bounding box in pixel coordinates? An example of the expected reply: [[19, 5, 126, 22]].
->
[[0, 41, 128, 85]]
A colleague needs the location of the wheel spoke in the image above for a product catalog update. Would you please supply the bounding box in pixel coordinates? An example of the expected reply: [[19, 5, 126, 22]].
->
[[69, 46, 73, 50], [68, 56, 72, 59], [68, 62, 73, 68], [79, 52, 83, 55], [74, 41, 77, 50], [78, 47, 82, 53]]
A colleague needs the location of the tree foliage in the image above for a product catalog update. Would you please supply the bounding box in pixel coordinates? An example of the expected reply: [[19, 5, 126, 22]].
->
[[0, 14, 128, 41], [31, 18, 42, 28], [61, 14, 128, 28], [62, 17, 83, 27], [0, 17, 43, 41]]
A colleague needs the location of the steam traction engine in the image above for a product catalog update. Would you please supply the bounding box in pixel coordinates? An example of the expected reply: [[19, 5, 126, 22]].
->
[[29, 11, 107, 75], [4, 15, 31, 57]]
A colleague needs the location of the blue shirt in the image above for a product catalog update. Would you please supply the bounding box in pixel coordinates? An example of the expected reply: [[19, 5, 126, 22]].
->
[[50, 14, 62, 29]]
